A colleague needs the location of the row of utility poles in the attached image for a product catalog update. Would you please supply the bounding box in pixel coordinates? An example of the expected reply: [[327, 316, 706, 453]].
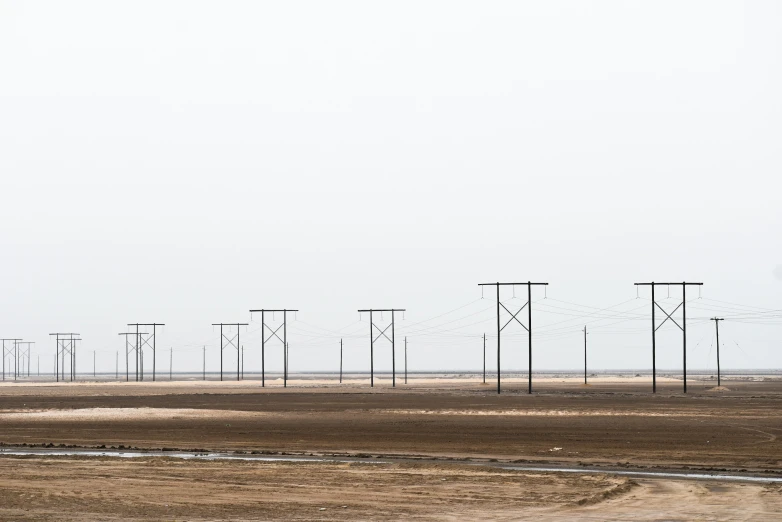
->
[[4, 280, 731, 392]]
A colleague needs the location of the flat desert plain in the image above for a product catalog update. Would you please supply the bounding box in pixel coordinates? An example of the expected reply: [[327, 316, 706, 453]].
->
[[1, 375, 782, 520]]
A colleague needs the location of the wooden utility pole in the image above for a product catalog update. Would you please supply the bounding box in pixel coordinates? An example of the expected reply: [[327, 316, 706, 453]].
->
[[711, 318, 724, 387], [583, 326, 588, 385]]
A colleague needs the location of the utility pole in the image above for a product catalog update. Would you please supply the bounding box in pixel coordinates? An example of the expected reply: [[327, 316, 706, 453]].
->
[[213, 323, 248, 382], [339, 339, 343, 384], [203, 346, 206, 381], [249, 309, 298, 388], [241, 345, 244, 380], [634, 282, 703, 393], [118, 332, 145, 382], [478, 282, 548, 394], [405, 337, 408, 385], [482, 333, 486, 384], [49, 334, 79, 383], [116, 351, 118, 379], [583, 326, 588, 385], [1, 340, 21, 381], [357, 309, 406, 388], [128, 324, 164, 382], [711, 318, 724, 387]]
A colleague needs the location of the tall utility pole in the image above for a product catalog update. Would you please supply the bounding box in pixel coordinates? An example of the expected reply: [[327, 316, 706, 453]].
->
[[1, 339, 21, 381], [213, 323, 248, 382], [13, 341, 34, 380], [339, 339, 343, 384], [711, 318, 724, 387], [241, 345, 244, 380], [249, 309, 298, 388], [634, 282, 703, 393], [482, 333, 486, 384], [404, 337, 408, 385], [118, 332, 145, 382], [203, 346, 206, 381], [49, 333, 79, 383], [583, 326, 588, 385], [478, 281, 548, 394], [357, 308, 406, 388], [128, 324, 164, 381]]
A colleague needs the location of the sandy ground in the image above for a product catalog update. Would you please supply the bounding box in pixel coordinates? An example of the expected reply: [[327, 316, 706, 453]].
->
[[2, 377, 782, 519]]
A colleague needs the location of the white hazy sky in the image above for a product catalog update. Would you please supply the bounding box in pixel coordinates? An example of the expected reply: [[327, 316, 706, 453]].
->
[[1, 1, 780, 376]]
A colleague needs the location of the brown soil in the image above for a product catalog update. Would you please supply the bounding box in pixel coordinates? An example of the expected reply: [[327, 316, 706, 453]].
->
[[1, 378, 782, 519]]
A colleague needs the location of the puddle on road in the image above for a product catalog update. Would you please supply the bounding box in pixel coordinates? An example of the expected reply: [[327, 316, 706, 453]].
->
[[2, 447, 781, 484]]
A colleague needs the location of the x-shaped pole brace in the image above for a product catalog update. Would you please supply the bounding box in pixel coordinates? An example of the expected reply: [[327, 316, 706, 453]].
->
[[221, 332, 239, 351], [372, 322, 393, 344], [500, 301, 529, 332], [264, 323, 284, 345], [654, 301, 684, 332]]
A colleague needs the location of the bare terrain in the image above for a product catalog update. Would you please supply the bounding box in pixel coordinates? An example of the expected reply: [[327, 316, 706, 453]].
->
[[1, 376, 782, 520]]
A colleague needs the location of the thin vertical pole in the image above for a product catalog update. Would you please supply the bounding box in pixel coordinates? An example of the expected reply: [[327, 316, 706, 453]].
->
[[651, 283, 656, 393], [152, 324, 156, 382], [528, 281, 532, 394], [220, 324, 223, 382], [583, 326, 587, 385], [241, 345, 244, 380], [116, 351, 118, 380], [261, 311, 265, 387], [370, 310, 374, 388], [135, 324, 139, 382], [284, 311, 287, 388], [340, 338, 343, 384], [716, 320, 721, 387], [483, 333, 486, 384], [392, 310, 396, 388], [237, 327, 241, 382], [203, 346, 206, 381], [682, 282, 687, 394], [405, 337, 408, 385], [496, 283, 500, 395], [125, 337, 129, 382]]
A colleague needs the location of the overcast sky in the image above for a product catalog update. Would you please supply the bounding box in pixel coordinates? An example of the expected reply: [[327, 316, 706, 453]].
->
[[1, 1, 780, 376]]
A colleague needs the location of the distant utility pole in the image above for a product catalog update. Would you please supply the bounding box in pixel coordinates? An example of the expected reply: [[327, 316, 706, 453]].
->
[[404, 337, 408, 385], [49, 333, 80, 383], [118, 332, 145, 382], [213, 323, 248, 382], [203, 346, 206, 381], [14, 341, 34, 381], [634, 282, 703, 393], [241, 345, 244, 380], [1, 339, 21, 381], [711, 318, 724, 387], [478, 281, 548, 395], [249, 309, 298, 388], [128, 324, 164, 382], [583, 326, 588, 385], [357, 308, 406, 388], [482, 333, 486, 384], [339, 339, 343, 384]]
